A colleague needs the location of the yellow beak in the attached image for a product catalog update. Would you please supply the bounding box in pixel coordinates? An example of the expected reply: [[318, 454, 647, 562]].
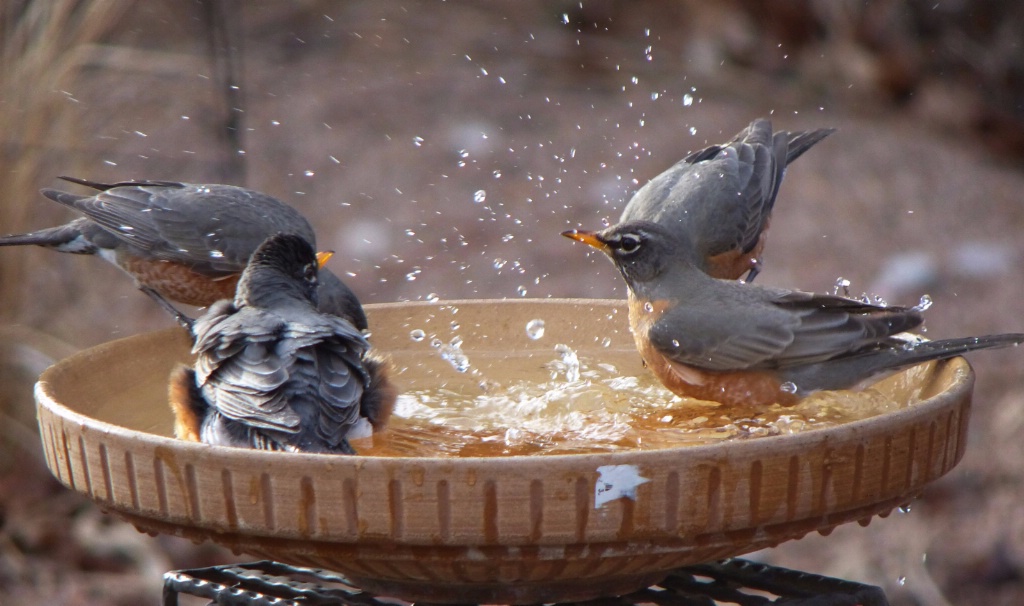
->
[[561, 229, 609, 253], [316, 251, 335, 268]]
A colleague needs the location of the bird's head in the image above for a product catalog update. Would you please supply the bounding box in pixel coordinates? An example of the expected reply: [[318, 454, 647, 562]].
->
[[241, 233, 321, 307], [561, 220, 695, 290]]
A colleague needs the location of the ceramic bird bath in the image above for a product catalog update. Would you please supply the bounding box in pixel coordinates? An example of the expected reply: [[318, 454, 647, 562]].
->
[[35, 299, 972, 603]]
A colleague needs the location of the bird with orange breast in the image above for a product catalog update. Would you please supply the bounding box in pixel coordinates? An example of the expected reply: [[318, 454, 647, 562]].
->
[[0, 176, 367, 330], [563, 220, 1023, 407], [150, 233, 396, 453], [618, 118, 834, 282]]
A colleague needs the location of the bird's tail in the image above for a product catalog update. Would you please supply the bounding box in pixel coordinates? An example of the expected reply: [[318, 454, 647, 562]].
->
[[0, 221, 94, 253], [784, 127, 836, 165], [790, 333, 1024, 394]]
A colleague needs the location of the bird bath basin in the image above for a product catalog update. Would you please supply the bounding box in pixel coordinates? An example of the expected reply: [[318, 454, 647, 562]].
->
[[35, 299, 972, 604]]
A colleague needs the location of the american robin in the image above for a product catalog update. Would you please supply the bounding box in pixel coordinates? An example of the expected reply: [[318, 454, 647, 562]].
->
[[562, 221, 1024, 408], [618, 118, 834, 282], [0, 176, 367, 330], [154, 233, 397, 453]]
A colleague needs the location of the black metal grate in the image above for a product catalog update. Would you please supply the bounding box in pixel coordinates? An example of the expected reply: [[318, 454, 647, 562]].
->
[[162, 558, 889, 606]]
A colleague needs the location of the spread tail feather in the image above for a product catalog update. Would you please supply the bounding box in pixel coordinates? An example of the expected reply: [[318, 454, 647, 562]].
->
[[0, 222, 94, 253], [789, 333, 1024, 394], [784, 128, 836, 165]]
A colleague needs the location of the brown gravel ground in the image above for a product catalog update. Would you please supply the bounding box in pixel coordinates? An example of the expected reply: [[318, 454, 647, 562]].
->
[[2, 2, 1024, 604]]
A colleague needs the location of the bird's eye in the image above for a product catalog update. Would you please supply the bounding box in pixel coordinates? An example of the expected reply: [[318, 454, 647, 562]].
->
[[303, 263, 317, 284], [618, 234, 642, 254]]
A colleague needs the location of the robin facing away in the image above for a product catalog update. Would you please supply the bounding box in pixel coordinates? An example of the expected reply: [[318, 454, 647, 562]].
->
[[0, 176, 367, 330], [618, 118, 834, 282], [152, 233, 397, 453], [563, 221, 1024, 408]]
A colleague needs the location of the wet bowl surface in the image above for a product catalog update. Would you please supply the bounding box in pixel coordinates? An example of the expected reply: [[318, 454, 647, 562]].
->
[[35, 299, 973, 604]]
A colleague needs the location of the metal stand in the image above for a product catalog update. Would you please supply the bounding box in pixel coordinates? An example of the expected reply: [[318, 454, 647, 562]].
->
[[163, 558, 890, 606]]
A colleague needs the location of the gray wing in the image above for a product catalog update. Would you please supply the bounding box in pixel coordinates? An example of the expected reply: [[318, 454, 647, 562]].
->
[[620, 119, 781, 259], [621, 120, 834, 260], [648, 288, 924, 372], [191, 303, 303, 433], [42, 182, 316, 276], [310, 319, 371, 447]]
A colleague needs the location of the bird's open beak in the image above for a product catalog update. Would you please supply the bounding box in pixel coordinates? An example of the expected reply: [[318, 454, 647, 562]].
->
[[316, 251, 335, 268], [561, 229, 610, 253]]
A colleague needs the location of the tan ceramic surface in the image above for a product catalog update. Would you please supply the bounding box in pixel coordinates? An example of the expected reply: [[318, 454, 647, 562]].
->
[[35, 299, 973, 603]]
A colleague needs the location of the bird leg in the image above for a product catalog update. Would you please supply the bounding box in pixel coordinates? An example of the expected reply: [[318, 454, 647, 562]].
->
[[139, 286, 195, 331]]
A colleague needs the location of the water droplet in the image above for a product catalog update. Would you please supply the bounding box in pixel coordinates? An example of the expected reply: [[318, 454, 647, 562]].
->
[[430, 338, 443, 349], [493, 258, 507, 269], [897, 576, 907, 586], [502, 234, 514, 242], [898, 503, 912, 513], [517, 286, 528, 297], [643, 302, 654, 313], [405, 229, 416, 236], [670, 339, 680, 348], [682, 93, 693, 106], [473, 189, 486, 203], [601, 337, 612, 348], [492, 170, 502, 179], [405, 269, 421, 281], [833, 277, 851, 296], [561, 13, 569, 24], [413, 136, 424, 147], [304, 170, 315, 177], [450, 322, 460, 331], [525, 319, 545, 340], [409, 329, 426, 342], [913, 294, 933, 312], [780, 382, 798, 394], [425, 293, 440, 302]]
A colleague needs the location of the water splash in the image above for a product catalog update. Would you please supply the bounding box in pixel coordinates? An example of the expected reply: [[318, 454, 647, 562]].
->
[[553, 344, 581, 382], [438, 337, 471, 373]]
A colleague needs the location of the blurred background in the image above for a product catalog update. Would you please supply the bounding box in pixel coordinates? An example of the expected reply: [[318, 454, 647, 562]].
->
[[2, 1, 1023, 604]]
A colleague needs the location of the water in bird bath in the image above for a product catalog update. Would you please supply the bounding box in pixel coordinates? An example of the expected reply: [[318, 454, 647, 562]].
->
[[354, 345, 941, 457]]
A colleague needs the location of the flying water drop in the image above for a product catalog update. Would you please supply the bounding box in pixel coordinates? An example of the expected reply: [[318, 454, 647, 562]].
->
[[525, 319, 545, 340], [473, 189, 487, 203], [912, 294, 933, 312], [780, 382, 798, 394], [409, 329, 426, 342]]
